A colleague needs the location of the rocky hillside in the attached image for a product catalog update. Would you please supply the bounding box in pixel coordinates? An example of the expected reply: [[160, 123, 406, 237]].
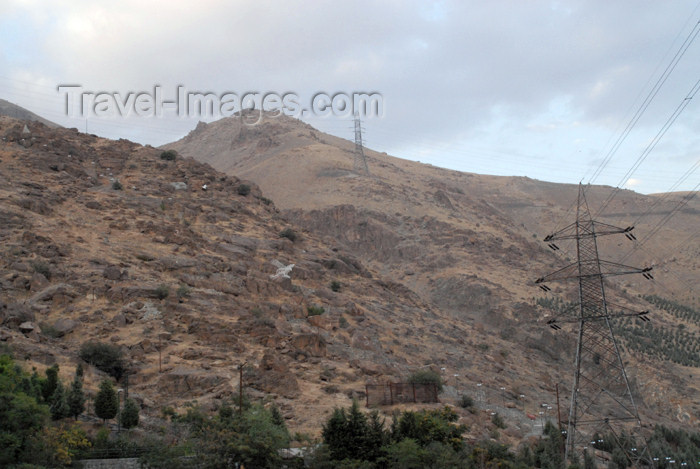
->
[[165, 113, 700, 430], [0, 116, 572, 441], [0, 113, 697, 447]]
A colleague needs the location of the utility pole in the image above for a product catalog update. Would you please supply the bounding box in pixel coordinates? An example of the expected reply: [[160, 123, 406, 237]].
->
[[238, 362, 246, 417], [353, 113, 370, 175], [535, 184, 653, 467]]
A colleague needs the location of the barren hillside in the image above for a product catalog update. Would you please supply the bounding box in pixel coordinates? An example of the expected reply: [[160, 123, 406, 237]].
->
[[164, 113, 700, 431], [0, 114, 696, 448]]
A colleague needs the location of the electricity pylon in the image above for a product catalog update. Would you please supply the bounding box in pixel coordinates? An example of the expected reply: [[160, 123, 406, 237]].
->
[[353, 113, 370, 175], [535, 184, 653, 466]]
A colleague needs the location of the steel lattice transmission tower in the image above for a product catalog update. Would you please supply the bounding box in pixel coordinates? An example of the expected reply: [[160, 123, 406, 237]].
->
[[535, 184, 653, 467], [353, 113, 370, 175]]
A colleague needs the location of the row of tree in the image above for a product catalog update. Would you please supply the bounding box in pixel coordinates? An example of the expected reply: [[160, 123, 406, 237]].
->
[[0, 353, 139, 466]]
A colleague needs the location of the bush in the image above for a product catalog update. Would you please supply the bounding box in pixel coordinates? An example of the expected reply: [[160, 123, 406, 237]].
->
[[408, 369, 443, 392], [237, 184, 251, 196], [176, 285, 190, 300], [112, 180, 123, 190], [279, 227, 297, 242], [307, 305, 325, 316], [330, 280, 341, 292], [79, 342, 125, 380], [155, 284, 169, 300], [491, 412, 506, 429], [31, 261, 51, 280], [160, 150, 177, 161], [459, 394, 474, 409], [39, 322, 61, 339]]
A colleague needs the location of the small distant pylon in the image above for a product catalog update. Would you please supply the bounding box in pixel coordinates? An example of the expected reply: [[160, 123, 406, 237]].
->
[[353, 113, 370, 175], [535, 184, 653, 467]]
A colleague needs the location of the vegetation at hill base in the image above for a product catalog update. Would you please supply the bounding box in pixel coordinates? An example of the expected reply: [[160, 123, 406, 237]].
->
[[2, 350, 700, 468]]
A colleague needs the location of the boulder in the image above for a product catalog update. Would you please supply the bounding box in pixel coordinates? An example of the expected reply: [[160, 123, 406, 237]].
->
[[52, 318, 78, 336], [103, 265, 123, 280], [290, 333, 327, 357], [29, 272, 49, 291], [157, 367, 229, 396], [2, 303, 35, 328], [19, 321, 38, 334], [29, 283, 76, 303]]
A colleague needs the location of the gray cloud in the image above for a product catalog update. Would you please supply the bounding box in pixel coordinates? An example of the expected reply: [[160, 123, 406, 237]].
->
[[2, 0, 699, 193]]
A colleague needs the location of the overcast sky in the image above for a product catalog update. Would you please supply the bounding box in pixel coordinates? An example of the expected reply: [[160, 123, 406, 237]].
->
[[1, 0, 699, 194]]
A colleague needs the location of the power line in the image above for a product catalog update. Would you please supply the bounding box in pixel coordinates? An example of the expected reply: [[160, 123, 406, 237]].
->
[[594, 76, 700, 218], [587, 19, 700, 186]]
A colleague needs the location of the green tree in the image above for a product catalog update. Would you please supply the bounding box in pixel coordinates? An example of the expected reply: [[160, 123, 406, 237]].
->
[[407, 369, 443, 392], [0, 355, 50, 465], [41, 364, 60, 402], [391, 406, 465, 451], [120, 398, 139, 429], [382, 438, 425, 468], [322, 400, 387, 463], [67, 374, 86, 420], [49, 381, 70, 420], [533, 421, 564, 469], [194, 402, 290, 468], [94, 379, 118, 423]]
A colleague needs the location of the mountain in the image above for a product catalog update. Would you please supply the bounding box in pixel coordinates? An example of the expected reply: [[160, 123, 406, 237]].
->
[[0, 115, 571, 441], [165, 113, 700, 431], [0, 113, 697, 447], [0, 99, 61, 128]]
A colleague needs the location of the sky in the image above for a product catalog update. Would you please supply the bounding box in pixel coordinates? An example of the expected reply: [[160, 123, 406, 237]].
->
[[1, 0, 699, 195]]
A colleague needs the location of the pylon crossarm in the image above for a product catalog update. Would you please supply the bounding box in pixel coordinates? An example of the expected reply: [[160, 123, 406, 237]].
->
[[535, 262, 579, 284], [544, 223, 633, 241], [598, 261, 651, 277], [543, 222, 577, 241]]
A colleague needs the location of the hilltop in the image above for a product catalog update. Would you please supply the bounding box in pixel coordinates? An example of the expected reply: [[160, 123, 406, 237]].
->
[[0, 99, 61, 128]]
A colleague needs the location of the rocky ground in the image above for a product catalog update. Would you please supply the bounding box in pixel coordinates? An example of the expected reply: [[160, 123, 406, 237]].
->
[[0, 115, 697, 447]]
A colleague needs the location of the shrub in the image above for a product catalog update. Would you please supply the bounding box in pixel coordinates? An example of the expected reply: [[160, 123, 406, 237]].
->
[[176, 285, 191, 300], [79, 342, 125, 380], [279, 227, 297, 242], [407, 369, 443, 392], [491, 412, 506, 429], [257, 196, 273, 205], [459, 394, 474, 409], [39, 322, 61, 339], [31, 261, 51, 280], [155, 284, 169, 300], [237, 184, 251, 196], [112, 180, 123, 190], [307, 305, 325, 316], [330, 280, 341, 292], [338, 316, 349, 328], [160, 150, 177, 161]]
